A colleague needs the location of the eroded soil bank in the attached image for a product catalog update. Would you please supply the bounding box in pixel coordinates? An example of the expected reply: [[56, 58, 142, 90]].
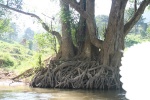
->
[[0, 69, 29, 86]]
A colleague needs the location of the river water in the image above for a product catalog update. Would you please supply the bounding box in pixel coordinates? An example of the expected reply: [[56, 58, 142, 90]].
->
[[0, 85, 127, 100]]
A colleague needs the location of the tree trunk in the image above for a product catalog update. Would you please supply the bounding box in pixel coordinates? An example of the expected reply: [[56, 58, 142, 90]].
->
[[76, 0, 86, 56], [60, 0, 74, 60], [100, 0, 127, 67], [76, 0, 99, 60]]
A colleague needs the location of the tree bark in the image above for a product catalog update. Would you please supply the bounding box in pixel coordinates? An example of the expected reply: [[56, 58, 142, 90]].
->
[[100, 0, 128, 66], [76, 0, 99, 60], [76, 0, 86, 55], [60, 0, 75, 60], [62, 0, 103, 49], [85, 0, 99, 60]]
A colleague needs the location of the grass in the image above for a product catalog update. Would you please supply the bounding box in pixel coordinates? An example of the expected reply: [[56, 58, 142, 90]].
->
[[0, 40, 56, 75], [0, 40, 36, 74]]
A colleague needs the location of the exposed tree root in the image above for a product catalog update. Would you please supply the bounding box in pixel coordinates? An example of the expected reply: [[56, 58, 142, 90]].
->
[[11, 68, 33, 80], [30, 60, 121, 90], [10, 67, 40, 82]]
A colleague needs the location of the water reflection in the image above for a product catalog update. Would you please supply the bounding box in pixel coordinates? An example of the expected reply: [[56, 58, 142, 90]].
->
[[0, 86, 126, 100]]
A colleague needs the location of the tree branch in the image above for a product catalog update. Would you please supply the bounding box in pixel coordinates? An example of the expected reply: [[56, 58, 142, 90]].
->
[[51, 31, 61, 45], [0, 3, 62, 45], [134, 0, 137, 12], [62, 0, 88, 19], [62, 0, 103, 49], [124, 0, 150, 36]]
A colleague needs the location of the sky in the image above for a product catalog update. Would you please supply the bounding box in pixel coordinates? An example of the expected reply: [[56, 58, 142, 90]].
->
[[23, 0, 112, 16], [13, 0, 112, 34], [13, 0, 149, 35], [95, 0, 111, 15]]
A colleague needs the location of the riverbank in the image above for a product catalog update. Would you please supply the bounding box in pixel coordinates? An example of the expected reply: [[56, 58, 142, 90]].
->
[[0, 69, 29, 86]]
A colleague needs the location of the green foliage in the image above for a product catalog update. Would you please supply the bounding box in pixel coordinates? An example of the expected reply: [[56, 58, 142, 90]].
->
[[34, 33, 57, 54], [16, 52, 42, 72], [95, 15, 108, 40], [125, 34, 149, 47], [0, 40, 35, 70], [125, 0, 145, 22], [124, 8, 134, 22], [0, 19, 13, 34], [125, 34, 141, 47], [0, 40, 50, 74], [71, 26, 77, 46], [146, 25, 150, 39], [60, 2, 71, 23], [0, 53, 15, 67], [125, 6, 148, 36]]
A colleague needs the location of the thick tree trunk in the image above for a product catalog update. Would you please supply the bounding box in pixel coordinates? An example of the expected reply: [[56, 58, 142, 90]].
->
[[100, 0, 128, 67], [60, 0, 74, 60], [76, 19, 85, 55], [85, 0, 99, 60], [78, 21, 92, 59], [76, 0, 99, 60], [76, 0, 89, 60]]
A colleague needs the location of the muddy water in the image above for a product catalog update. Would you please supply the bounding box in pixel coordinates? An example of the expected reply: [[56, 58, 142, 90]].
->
[[0, 86, 127, 100]]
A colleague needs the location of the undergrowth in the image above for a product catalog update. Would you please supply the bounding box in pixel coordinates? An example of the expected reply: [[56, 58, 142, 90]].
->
[[0, 40, 54, 75]]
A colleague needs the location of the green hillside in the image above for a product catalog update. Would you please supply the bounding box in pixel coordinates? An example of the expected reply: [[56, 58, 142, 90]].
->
[[0, 40, 38, 73]]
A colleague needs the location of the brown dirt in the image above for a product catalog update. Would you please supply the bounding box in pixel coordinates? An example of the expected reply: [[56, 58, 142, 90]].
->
[[0, 69, 16, 79], [0, 68, 29, 86]]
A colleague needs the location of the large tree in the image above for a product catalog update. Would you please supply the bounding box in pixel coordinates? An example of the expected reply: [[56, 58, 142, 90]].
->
[[0, 0, 149, 89]]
